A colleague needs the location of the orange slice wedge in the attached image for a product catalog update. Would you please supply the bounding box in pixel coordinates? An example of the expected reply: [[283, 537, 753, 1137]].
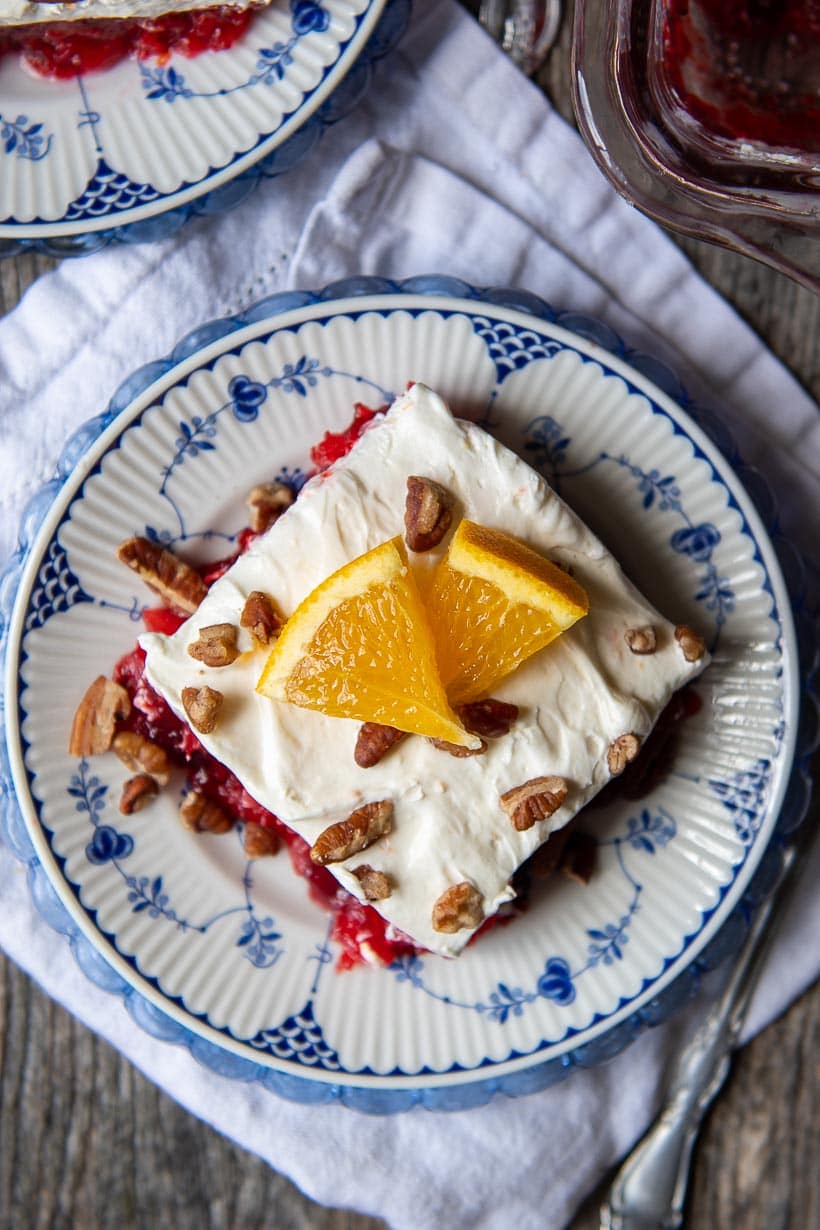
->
[[424, 520, 589, 706], [256, 537, 479, 748]]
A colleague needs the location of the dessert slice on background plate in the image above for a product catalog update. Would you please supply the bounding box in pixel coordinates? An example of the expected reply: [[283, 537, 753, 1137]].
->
[[142, 384, 709, 957]]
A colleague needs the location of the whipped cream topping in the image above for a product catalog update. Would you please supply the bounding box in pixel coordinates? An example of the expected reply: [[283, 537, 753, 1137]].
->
[[142, 385, 709, 957]]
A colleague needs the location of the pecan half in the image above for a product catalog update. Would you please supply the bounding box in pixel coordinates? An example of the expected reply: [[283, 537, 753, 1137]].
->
[[352, 865, 393, 901], [119, 773, 159, 815], [243, 821, 280, 858], [68, 676, 131, 757], [354, 723, 406, 768], [181, 685, 223, 734], [187, 623, 239, 667], [240, 591, 282, 646], [457, 698, 519, 739], [607, 732, 642, 776], [675, 623, 706, 662], [246, 481, 295, 533], [432, 882, 484, 933], [179, 790, 234, 834], [117, 536, 207, 615], [430, 736, 488, 757], [500, 775, 568, 832], [404, 476, 454, 552], [559, 833, 598, 886], [112, 731, 171, 786], [310, 800, 393, 866], [625, 625, 657, 655]]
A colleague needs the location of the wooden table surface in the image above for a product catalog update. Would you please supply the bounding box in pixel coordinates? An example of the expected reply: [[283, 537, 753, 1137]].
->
[[1, 6, 818, 1228]]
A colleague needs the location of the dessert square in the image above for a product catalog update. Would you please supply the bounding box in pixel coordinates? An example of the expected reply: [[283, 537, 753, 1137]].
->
[[142, 384, 709, 957]]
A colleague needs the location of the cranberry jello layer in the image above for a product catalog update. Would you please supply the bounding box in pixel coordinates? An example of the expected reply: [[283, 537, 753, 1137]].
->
[[141, 385, 709, 957]]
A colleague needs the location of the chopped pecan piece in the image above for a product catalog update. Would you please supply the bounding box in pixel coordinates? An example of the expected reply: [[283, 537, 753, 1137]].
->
[[607, 732, 642, 776], [625, 625, 657, 655], [310, 800, 393, 866], [559, 833, 598, 886], [117, 536, 207, 615], [181, 685, 223, 734], [179, 790, 234, 834], [354, 723, 406, 768], [430, 736, 488, 757], [352, 865, 393, 901], [112, 731, 171, 786], [119, 773, 159, 815], [675, 623, 706, 662], [187, 623, 239, 667], [432, 882, 484, 933], [68, 676, 131, 757], [500, 775, 568, 832], [240, 591, 283, 646], [457, 698, 519, 739], [243, 821, 280, 858], [404, 476, 454, 552], [246, 481, 295, 533]]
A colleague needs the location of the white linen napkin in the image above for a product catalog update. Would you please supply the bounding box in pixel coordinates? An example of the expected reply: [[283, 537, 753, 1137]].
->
[[1, 3, 818, 1228]]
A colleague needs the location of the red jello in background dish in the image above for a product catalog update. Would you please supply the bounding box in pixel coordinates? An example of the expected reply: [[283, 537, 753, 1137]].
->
[[658, 0, 820, 152], [571, 0, 820, 289], [0, 6, 254, 79]]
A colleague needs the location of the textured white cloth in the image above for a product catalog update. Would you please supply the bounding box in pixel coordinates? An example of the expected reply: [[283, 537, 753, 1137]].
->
[[1, 3, 818, 1229]]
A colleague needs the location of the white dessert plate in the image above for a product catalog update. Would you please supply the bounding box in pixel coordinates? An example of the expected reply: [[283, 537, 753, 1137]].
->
[[1, 281, 809, 1111], [0, 0, 402, 252]]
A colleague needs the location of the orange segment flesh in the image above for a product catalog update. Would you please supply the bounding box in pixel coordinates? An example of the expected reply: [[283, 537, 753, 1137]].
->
[[256, 537, 479, 748], [424, 520, 589, 706]]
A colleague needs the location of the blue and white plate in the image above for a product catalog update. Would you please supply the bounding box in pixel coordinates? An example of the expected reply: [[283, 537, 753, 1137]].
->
[[1, 280, 815, 1112], [0, 0, 407, 254]]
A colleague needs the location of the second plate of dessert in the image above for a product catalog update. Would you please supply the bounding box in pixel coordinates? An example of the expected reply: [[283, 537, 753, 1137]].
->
[[0, 0, 403, 251], [2, 281, 805, 1109]]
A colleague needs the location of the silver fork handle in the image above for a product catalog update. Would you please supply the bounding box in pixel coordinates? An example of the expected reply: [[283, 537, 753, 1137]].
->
[[601, 839, 799, 1230]]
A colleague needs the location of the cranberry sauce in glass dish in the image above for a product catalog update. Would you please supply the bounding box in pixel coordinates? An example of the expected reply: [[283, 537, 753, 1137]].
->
[[652, 0, 820, 162], [571, 0, 820, 290]]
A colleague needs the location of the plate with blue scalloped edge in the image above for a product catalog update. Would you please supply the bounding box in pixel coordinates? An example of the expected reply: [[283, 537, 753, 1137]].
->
[[0, 0, 406, 254], [1, 282, 809, 1110]]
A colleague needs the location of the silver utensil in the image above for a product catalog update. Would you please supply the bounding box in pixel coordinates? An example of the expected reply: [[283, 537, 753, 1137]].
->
[[600, 823, 813, 1230], [477, 0, 562, 76]]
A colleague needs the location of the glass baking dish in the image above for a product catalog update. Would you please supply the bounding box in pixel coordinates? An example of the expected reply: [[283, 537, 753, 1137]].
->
[[571, 0, 820, 291]]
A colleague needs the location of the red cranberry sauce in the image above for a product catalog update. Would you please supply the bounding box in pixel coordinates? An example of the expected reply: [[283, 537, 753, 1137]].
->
[[662, 0, 820, 150], [0, 6, 254, 80], [309, 402, 388, 473]]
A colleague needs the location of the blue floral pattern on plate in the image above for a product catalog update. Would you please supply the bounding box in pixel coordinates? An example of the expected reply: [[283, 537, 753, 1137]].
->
[[139, 2, 332, 102], [68, 759, 284, 968], [524, 418, 735, 647], [1, 279, 816, 1114], [393, 807, 678, 1020]]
